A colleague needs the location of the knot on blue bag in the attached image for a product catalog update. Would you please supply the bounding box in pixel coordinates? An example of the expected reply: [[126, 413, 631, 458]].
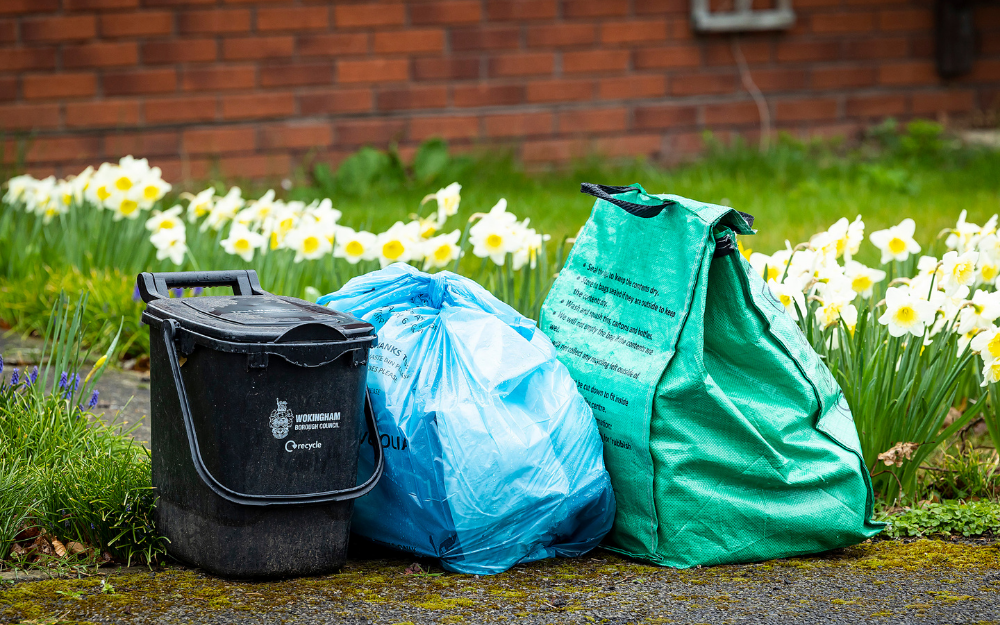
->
[[429, 272, 449, 309]]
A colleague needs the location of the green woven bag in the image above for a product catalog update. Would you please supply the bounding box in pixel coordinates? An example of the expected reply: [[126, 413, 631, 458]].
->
[[539, 184, 883, 567]]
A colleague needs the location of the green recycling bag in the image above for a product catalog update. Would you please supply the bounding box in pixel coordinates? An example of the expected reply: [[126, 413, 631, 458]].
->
[[539, 183, 883, 567]]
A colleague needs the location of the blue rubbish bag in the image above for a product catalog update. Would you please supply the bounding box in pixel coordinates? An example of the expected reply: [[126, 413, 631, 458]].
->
[[318, 263, 615, 575]]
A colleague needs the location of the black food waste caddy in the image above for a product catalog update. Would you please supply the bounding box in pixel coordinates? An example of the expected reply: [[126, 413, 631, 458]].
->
[[137, 270, 383, 579]]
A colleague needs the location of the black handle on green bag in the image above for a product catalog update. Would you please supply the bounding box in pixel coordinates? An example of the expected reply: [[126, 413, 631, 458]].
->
[[580, 183, 755, 229]]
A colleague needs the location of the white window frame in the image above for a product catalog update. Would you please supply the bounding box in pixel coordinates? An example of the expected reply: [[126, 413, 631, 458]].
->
[[691, 0, 795, 32]]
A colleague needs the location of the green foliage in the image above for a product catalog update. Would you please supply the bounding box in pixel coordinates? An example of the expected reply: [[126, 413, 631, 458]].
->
[[881, 500, 1000, 538], [334, 146, 406, 196], [0, 294, 164, 568], [412, 138, 451, 184], [918, 444, 999, 502]]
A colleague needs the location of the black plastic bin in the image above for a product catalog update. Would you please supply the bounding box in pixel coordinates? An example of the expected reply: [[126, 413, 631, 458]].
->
[[137, 270, 384, 579]]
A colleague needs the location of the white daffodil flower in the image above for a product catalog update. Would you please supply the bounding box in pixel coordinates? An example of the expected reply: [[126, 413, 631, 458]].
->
[[150, 227, 188, 265], [145, 205, 184, 232], [869, 218, 921, 264], [182, 187, 216, 223], [376, 221, 422, 267], [843, 260, 886, 299], [470, 198, 519, 265], [109, 193, 142, 221], [422, 230, 462, 270], [135, 167, 170, 209], [333, 227, 378, 264], [221, 223, 264, 262], [202, 186, 244, 232], [767, 278, 807, 320], [284, 226, 332, 263], [816, 298, 858, 332], [878, 286, 937, 337], [957, 289, 1000, 335], [511, 220, 548, 271], [845, 215, 865, 259], [978, 255, 999, 286], [422, 182, 462, 225], [3, 174, 37, 206], [945, 209, 982, 253], [982, 358, 1000, 387], [940, 250, 979, 296], [971, 325, 1000, 363]]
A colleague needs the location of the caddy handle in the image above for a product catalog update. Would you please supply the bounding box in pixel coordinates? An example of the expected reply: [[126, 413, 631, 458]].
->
[[137, 270, 266, 303], [580, 182, 755, 229]]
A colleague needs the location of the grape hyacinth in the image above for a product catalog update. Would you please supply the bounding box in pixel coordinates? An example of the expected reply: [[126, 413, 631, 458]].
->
[[59, 371, 68, 389], [30, 366, 38, 385], [87, 390, 100, 409], [10, 368, 19, 386], [171, 288, 184, 298], [0, 353, 4, 375], [132, 284, 142, 302]]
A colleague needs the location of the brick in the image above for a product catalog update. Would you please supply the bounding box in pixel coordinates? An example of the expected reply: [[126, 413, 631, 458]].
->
[[563, 50, 630, 74], [299, 88, 373, 115], [181, 65, 255, 91], [634, 0, 687, 14], [670, 73, 736, 96], [297, 33, 367, 57], [0, 103, 60, 130], [22, 137, 101, 164], [260, 61, 334, 87], [258, 6, 329, 32], [703, 101, 762, 125], [63, 42, 138, 68], [377, 86, 448, 110], [812, 66, 876, 90], [845, 37, 908, 59], [633, 45, 701, 69], [527, 24, 596, 47], [334, 3, 405, 28], [563, 0, 627, 18], [634, 105, 697, 129], [410, 2, 482, 25], [489, 53, 554, 77], [525, 79, 593, 103], [338, 59, 409, 83], [705, 40, 772, 66], [65, 100, 140, 127], [22, 16, 96, 42], [597, 75, 666, 99], [218, 154, 292, 178], [845, 94, 908, 117], [811, 11, 874, 33], [414, 57, 480, 80], [100, 11, 172, 37], [911, 91, 976, 115], [143, 39, 216, 64], [911, 35, 934, 59], [336, 119, 407, 145], [521, 138, 588, 162], [410, 115, 480, 140], [23, 72, 96, 99], [0, 47, 57, 72], [145, 95, 217, 123], [878, 8, 933, 31], [373, 29, 444, 54], [104, 69, 177, 96], [177, 9, 250, 34], [260, 123, 333, 150], [183, 127, 255, 154], [968, 60, 1000, 82], [0, 77, 16, 101], [668, 16, 695, 40], [776, 40, 840, 63], [558, 107, 627, 133], [775, 97, 839, 122], [451, 26, 520, 51], [594, 134, 661, 158], [878, 61, 938, 85], [483, 112, 553, 137], [0, 0, 58, 13], [65, 0, 137, 9], [104, 130, 180, 157], [224, 36, 295, 61], [601, 20, 668, 44], [752, 68, 809, 92], [453, 84, 525, 107], [144, 0, 217, 5], [221, 92, 295, 120], [0, 20, 15, 44], [487, 0, 557, 20]]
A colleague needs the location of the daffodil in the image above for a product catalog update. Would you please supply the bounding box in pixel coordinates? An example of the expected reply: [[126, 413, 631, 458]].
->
[[816, 298, 858, 332], [748, 249, 790, 282], [3, 174, 37, 206], [136, 168, 170, 209], [422, 230, 462, 270], [940, 250, 979, 296], [145, 205, 184, 233], [202, 186, 244, 232], [284, 226, 332, 263], [869, 218, 921, 264], [945, 209, 982, 253], [422, 182, 461, 225], [333, 227, 377, 264], [150, 227, 187, 265], [221, 223, 264, 262], [878, 286, 937, 337], [843, 260, 886, 299], [957, 289, 1000, 335], [767, 278, 807, 320], [376, 221, 422, 267], [971, 325, 1000, 363], [469, 198, 518, 265], [978, 255, 999, 286], [182, 187, 216, 223]]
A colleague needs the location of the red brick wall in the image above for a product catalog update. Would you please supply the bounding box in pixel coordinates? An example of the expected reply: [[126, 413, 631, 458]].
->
[[2, 0, 999, 180]]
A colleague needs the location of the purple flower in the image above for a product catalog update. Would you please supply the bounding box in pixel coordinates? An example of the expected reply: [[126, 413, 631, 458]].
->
[[10, 368, 19, 386], [87, 390, 100, 408], [193, 287, 204, 296], [59, 371, 68, 389], [29, 366, 38, 385], [132, 284, 141, 302], [0, 354, 4, 375], [171, 288, 184, 298], [71, 374, 80, 392]]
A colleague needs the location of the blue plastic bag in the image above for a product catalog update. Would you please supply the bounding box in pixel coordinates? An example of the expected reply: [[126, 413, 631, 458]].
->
[[319, 264, 615, 575]]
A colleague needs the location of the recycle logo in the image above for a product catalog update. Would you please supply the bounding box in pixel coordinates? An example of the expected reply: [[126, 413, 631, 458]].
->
[[269, 398, 293, 439]]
